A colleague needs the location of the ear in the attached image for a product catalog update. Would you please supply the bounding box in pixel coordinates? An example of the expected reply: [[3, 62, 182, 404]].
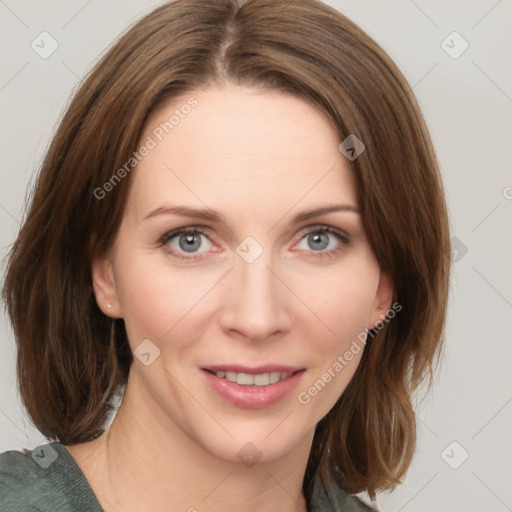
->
[[91, 254, 122, 318], [369, 271, 394, 328]]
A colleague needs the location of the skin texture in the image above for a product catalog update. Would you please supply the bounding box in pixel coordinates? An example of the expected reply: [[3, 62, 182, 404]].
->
[[67, 83, 393, 512]]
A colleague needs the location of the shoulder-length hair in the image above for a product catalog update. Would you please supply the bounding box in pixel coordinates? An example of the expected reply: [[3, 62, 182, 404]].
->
[[2, 0, 450, 502]]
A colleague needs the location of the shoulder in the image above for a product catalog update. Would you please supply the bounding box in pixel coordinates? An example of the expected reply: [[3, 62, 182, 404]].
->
[[0, 446, 46, 511], [0, 443, 103, 512], [310, 473, 377, 512]]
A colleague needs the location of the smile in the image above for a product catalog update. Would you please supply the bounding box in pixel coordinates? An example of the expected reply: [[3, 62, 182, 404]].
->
[[201, 367, 306, 409]]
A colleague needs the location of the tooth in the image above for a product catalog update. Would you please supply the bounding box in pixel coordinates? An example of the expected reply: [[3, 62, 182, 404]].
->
[[216, 371, 225, 378], [253, 373, 270, 386], [225, 371, 237, 382], [280, 372, 291, 380], [237, 373, 254, 385], [269, 371, 281, 384]]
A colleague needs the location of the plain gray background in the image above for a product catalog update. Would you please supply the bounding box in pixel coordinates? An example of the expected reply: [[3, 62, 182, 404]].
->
[[1, 1, 511, 511]]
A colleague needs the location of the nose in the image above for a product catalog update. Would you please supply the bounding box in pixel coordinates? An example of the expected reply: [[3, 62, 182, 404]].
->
[[218, 249, 293, 342]]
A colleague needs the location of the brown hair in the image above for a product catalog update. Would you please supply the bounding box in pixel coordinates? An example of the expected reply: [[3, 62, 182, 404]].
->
[[2, 0, 450, 502]]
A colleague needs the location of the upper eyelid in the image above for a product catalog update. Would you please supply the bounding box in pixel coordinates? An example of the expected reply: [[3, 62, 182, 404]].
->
[[161, 224, 350, 248]]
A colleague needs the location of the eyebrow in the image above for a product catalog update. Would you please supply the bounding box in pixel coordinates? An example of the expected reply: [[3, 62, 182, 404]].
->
[[143, 203, 360, 224]]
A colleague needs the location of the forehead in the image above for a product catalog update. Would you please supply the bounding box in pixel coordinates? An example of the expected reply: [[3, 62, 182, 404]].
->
[[127, 84, 357, 218]]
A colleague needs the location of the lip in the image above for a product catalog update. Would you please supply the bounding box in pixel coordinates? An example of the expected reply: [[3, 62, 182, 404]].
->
[[201, 367, 306, 409]]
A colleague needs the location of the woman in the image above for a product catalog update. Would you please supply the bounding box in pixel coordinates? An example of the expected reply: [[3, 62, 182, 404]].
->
[[0, 0, 450, 510]]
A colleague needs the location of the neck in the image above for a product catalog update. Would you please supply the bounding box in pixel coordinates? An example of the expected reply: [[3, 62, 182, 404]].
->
[[77, 369, 313, 512]]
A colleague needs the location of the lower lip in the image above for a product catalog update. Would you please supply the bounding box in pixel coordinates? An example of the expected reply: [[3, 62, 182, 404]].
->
[[202, 369, 306, 409]]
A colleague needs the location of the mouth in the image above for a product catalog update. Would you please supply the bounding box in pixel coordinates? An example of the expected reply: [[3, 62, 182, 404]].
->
[[201, 365, 306, 409]]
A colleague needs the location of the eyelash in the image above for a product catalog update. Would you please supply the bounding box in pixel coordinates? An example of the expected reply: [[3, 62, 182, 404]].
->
[[159, 225, 351, 262]]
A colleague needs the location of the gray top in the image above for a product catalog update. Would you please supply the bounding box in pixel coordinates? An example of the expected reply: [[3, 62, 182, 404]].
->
[[0, 443, 375, 511]]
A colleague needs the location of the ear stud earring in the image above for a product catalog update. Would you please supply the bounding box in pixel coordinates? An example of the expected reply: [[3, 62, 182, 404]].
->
[[107, 304, 112, 309]]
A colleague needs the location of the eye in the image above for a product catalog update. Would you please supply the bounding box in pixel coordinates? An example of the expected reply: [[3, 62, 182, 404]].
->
[[159, 224, 351, 262], [295, 225, 350, 258], [160, 227, 213, 260]]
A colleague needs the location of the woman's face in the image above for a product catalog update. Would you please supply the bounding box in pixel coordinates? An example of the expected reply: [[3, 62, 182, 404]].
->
[[93, 84, 392, 463]]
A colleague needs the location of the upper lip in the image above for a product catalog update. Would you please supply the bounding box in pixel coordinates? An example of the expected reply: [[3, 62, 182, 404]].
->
[[203, 364, 305, 374]]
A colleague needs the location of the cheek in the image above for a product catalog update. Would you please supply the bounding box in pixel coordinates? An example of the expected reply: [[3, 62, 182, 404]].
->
[[290, 256, 379, 408], [327, 281, 376, 346], [114, 235, 380, 358], [113, 248, 215, 346], [292, 256, 380, 347]]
